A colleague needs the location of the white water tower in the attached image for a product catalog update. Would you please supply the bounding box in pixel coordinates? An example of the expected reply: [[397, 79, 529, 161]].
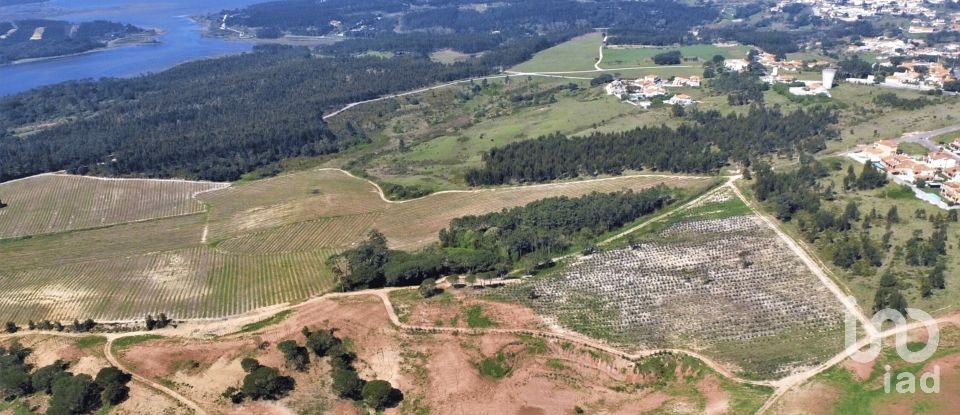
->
[[822, 68, 837, 90]]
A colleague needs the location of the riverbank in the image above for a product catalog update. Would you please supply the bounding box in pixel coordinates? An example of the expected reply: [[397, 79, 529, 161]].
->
[[5, 30, 162, 65]]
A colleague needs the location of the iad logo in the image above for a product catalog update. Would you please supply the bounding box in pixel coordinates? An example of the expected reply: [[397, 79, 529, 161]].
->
[[844, 296, 940, 394]]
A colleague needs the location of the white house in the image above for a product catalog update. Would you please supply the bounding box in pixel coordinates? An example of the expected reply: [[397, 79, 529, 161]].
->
[[666, 94, 697, 106], [724, 59, 750, 72], [927, 151, 958, 170]]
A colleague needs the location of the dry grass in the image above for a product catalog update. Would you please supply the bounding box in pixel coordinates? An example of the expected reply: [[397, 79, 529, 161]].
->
[[0, 169, 712, 322]]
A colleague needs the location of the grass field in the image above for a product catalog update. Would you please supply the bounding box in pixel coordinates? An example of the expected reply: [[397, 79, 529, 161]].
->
[[344, 76, 691, 189], [510, 32, 602, 72], [933, 130, 960, 145], [0, 174, 227, 239], [824, 85, 960, 153], [601, 44, 750, 69], [0, 169, 712, 322]]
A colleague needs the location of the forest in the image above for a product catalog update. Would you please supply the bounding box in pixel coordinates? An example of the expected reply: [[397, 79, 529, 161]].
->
[[0, 43, 537, 182], [220, 0, 719, 50], [330, 187, 677, 290], [465, 106, 838, 185], [0, 19, 149, 64]]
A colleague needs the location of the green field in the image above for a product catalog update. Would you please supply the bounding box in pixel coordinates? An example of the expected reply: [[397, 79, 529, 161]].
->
[[933, 130, 960, 145], [601, 44, 750, 69], [343, 76, 697, 189], [510, 32, 602, 72]]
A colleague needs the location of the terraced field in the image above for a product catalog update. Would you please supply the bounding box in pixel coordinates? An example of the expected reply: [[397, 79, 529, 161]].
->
[[0, 169, 714, 322], [0, 174, 227, 238]]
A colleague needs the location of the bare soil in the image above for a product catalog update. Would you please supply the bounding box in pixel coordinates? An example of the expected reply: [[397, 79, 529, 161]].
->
[[116, 293, 726, 414]]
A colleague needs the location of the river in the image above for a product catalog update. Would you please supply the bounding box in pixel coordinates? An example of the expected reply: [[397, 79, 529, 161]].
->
[[0, 0, 261, 96]]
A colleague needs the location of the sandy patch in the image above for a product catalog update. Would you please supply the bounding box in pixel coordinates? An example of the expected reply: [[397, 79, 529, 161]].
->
[[405, 295, 547, 331], [113, 382, 189, 415], [698, 375, 731, 415], [842, 357, 875, 381], [774, 382, 840, 415]]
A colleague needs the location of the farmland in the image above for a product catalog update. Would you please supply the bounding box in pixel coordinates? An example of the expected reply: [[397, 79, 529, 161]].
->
[[488, 188, 848, 380], [0, 169, 713, 322], [602, 44, 751, 69], [510, 32, 603, 72], [0, 173, 227, 238]]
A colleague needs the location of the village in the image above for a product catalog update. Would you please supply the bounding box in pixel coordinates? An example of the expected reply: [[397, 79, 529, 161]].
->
[[851, 135, 960, 208], [604, 40, 957, 107]]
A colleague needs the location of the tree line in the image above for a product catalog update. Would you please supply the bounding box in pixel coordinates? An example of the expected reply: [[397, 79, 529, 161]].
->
[[330, 186, 677, 291], [465, 106, 837, 186]]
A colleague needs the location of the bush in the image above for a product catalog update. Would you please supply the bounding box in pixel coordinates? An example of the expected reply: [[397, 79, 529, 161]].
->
[[31, 360, 69, 394], [652, 50, 682, 65], [240, 357, 261, 373], [361, 379, 403, 410], [418, 278, 439, 298], [331, 365, 364, 399], [304, 328, 341, 357], [48, 374, 102, 415], [277, 340, 310, 372], [590, 74, 614, 86], [94, 366, 132, 405], [241, 366, 295, 400]]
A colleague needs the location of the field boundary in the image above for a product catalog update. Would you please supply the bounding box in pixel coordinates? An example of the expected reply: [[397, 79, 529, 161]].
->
[[328, 168, 715, 204]]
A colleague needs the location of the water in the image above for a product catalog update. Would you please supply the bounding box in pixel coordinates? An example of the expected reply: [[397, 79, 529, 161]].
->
[[0, 0, 260, 96]]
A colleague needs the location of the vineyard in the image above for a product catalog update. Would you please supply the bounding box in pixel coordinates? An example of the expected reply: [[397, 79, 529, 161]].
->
[[0, 169, 713, 322], [0, 174, 228, 239], [0, 246, 340, 322], [492, 189, 847, 379]]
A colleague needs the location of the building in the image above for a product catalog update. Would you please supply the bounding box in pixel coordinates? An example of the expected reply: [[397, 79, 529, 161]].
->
[[724, 59, 750, 72], [927, 151, 958, 170], [789, 82, 831, 97], [875, 140, 899, 155], [670, 76, 701, 87], [942, 181, 960, 204], [863, 139, 898, 161], [882, 154, 936, 182], [666, 94, 697, 106]]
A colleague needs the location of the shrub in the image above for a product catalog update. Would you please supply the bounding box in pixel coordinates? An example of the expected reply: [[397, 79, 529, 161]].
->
[[361, 379, 403, 410], [48, 374, 102, 415], [241, 366, 294, 400], [331, 365, 364, 399]]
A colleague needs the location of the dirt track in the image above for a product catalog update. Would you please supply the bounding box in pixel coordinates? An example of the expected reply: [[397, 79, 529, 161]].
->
[[0, 176, 927, 414]]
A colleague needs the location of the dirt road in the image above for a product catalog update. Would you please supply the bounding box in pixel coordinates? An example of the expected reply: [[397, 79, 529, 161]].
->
[[104, 336, 208, 415]]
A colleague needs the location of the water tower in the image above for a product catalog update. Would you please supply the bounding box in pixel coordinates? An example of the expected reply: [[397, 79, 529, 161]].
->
[[822, 68, 837, 90]]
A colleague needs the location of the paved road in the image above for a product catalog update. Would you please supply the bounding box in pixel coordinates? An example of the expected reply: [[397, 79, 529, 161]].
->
[[896, 123, 960, 155]]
